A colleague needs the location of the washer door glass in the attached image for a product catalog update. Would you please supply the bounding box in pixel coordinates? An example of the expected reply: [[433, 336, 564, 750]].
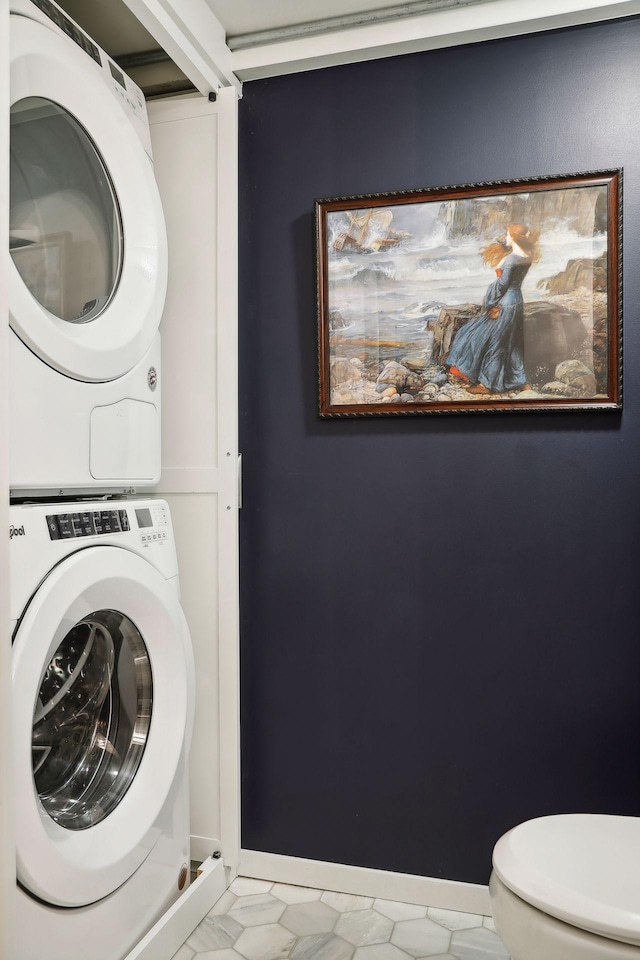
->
[[9, 96, 122, 324], [32, 609, 152, 831]]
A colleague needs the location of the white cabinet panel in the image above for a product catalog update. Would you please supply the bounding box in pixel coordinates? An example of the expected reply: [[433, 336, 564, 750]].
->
[[149, 92, 240, 872]]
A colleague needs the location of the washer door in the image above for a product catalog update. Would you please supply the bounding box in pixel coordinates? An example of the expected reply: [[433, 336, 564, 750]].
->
[[12, 547, 194, 907], [9, 15, 167, 382]]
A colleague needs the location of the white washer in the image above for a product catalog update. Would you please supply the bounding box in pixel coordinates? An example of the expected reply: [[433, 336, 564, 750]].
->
[[11, 498, 194, 960], [9, 0, 167, 496]]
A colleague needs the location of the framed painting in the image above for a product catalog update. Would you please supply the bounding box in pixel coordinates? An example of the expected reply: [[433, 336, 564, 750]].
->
[[316, 170, 621, 417]]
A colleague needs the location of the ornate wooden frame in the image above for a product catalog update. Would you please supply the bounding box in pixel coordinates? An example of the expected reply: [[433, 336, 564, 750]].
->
[[316, 170, 622, 417]]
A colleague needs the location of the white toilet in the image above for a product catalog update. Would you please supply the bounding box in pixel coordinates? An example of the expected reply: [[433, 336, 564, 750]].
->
[[490, 814, 640, 959]]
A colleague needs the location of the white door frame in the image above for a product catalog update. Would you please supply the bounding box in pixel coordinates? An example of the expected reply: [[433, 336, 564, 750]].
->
[[122, 0, 240, 95], [215, 85, 241, 875]]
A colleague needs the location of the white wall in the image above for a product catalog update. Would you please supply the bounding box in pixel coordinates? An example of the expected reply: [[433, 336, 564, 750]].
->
[[148, 91, 240, 872], [0, 1, 15, 957]]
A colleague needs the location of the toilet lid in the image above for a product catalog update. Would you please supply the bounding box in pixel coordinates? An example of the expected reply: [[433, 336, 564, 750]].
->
[[493, 815, 640, 946]]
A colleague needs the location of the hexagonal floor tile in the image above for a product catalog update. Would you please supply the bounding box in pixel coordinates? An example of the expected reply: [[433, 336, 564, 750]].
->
[[198, 950, 244, 960], [170, 945, 195, 960], [321, 892, 374, 912], [209, 890, 237, 916], [234, 923, 296, 960], [229, 893, 286, 927], [391, 918, 451, 958], [335, 910, 393, 947], [281, 900, 340, 936], [272, 882, 323, 904], [427, 910, 483, 932], [416, 956, 457, 960], [449, 927, 510, 960], [187, 914, 243, 952], [373, 901, 427, 922], [354, 942, 413, 960], [291, 933, 355, 960], [230, 878, 274, 896]]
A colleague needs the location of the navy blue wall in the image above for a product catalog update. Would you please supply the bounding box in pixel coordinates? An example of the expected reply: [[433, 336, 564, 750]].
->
[[238, 18, 640, 885]]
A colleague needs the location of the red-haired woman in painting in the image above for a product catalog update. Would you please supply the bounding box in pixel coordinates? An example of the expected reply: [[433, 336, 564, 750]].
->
[[446, 224, 541, 394]]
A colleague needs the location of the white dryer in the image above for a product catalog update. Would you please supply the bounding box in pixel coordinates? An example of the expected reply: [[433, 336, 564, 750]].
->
[[9, 0, 167, 496], [11, 498, 194, 960]]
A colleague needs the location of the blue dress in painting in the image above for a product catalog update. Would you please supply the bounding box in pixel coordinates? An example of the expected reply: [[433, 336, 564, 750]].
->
[[446, 253, 532, 392]]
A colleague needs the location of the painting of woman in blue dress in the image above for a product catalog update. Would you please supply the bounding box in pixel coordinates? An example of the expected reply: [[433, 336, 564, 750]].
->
[[446, 223, 541, 395]]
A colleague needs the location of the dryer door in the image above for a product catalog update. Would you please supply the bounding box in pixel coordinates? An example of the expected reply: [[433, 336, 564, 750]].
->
[[12, 547, 194, 907], [9, 15, 167, 382]]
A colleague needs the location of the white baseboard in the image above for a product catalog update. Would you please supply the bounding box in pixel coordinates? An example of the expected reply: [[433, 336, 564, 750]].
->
[[191, 834, 224, 864], [124, 856, 227, 960], [239, 850, 491, 916]]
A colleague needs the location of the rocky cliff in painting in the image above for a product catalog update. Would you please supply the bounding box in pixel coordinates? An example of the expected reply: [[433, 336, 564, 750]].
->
[[538, 252, 607, 295], [439, 187, 607, 241]]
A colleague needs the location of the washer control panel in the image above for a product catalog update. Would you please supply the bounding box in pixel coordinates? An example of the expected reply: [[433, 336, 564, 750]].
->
[[10, 500, 178, 615], [134, 502, 169, 545], [45, 502, 170, 544], [46, 509, 130, 540]]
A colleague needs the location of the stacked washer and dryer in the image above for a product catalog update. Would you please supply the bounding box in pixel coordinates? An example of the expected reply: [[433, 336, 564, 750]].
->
[[9, 1, 196, 958]]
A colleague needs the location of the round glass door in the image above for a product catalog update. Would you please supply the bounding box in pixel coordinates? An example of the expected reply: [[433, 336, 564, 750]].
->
[[9, 96, 123, 325], [32, 609, 152, 831]]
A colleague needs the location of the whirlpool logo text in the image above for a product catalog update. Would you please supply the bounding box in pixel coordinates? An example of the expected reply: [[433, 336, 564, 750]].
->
[[9, 524, 25, 540]]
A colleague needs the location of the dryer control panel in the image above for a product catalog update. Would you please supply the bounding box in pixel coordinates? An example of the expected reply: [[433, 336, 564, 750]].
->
[[30, 0, 101, 64], [27, 0, 152, 157]]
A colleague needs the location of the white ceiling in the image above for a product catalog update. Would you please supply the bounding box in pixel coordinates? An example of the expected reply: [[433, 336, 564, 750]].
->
[[54, 0, 640, 93], [204, 0, 433, 39], [56, 0, 471, 55], [54, 0, 487, 93]]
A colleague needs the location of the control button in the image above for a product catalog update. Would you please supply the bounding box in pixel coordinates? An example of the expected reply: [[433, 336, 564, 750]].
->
[[79, 512, 94, 536], [93, 512, 104, 534], [71, 514, 85, 537], [119, 510, 130, 531], [100, 510, 114, 533], [46, 515, 60, 540], [57, 515, 73, 539], [109, 510, 122, 531]]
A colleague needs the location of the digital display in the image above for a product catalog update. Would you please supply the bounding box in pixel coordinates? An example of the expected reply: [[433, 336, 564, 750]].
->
[[109, 62, 127, 90], [135, 508, 153, 529]]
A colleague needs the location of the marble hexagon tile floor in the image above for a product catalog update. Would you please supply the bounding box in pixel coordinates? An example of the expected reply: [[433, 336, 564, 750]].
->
[[171, 876, 511, 960]]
